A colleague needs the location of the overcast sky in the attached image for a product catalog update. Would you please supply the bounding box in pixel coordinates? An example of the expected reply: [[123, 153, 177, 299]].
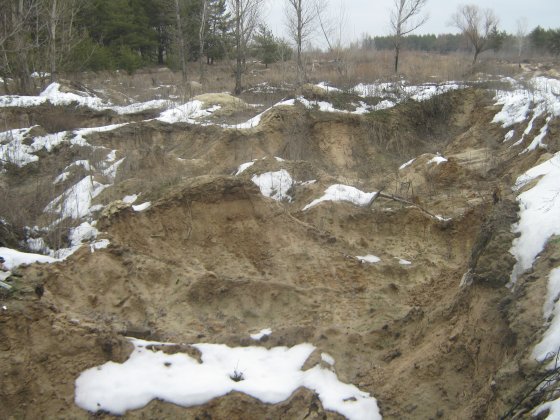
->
[[263, 0, 559, 46]]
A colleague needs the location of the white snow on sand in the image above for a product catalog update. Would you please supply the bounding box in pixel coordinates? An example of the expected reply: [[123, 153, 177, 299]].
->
[[504, 129, 515, 142], [533, 398, 560, 419], [509, 152, 560, 285], [251, 170, 293, 201], [398, 258, 412, 265], [235, 160, 255, 175], [314, 82, 341, 93], [303, 184, 377, 211], [112, 99, 169, 115], [0, 127, 39, 166], [228, 99, 295, 130], [40, 82, 106, 108], [398, 158, 415, 170], [72, 123, 128, 146], [0, 83, 169, 115], [492, 76, 560, 152], [0, 247, 57, 270], [1, 123, 126, 168], [74, 338, 381, 420], [45, 176, 108, 221], [123, 194, 138, 204], [428, 155, 448, 165], [321, 352, 335, 366], [357, 255, 381, 264], [492, 88, 533, 128], [157, 100, 220, 123], [250, 328, 272, 340], [132, 202, 151, 212], [532, 267, 560, 364], [353, 81, 462, 102]]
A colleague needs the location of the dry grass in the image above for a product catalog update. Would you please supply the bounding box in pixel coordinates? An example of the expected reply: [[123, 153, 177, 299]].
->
[[15, 48, 527, 105]]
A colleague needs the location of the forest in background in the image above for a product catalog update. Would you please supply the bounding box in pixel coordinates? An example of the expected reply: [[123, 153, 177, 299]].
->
[[1, 0, 560, 95]]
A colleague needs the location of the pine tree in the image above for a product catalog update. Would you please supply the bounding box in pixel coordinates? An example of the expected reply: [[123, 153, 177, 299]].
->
[[253, 24, 277, 68], [205, 0, 231, 64]]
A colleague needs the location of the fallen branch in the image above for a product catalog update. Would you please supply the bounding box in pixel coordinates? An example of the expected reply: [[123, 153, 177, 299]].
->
[[372, 191, 438, 219]]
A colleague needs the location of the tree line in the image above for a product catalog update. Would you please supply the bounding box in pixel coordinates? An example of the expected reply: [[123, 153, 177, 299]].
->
[[367, 27, 560, 57], [2, 0, 560, 95], [0, 0, 292, 94]]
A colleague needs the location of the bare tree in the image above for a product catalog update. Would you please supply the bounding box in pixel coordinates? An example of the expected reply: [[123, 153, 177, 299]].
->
[[516, 17, 528, 68], [285, 0, 318, 85], [43, 0, 84, 82], [451, 4, 499, 65], [229, 0, 263, 94], [0, 0, 40, 93], [316, 0, 347, 77], [390, 0, 428, 74]]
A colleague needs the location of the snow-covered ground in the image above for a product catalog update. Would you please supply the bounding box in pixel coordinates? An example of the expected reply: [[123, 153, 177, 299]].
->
[[251, 170, 294, 202], [0, 82, 168, 114], [492, 76, 560, 151], [509, 151, 560, 285], [74, 338, 381, 420], [353, 80, 463, 103], [0, 246, 57, 270], [491, 75, 560, 414], [303, 184, 377, 211], [357, 255, 381, 264]]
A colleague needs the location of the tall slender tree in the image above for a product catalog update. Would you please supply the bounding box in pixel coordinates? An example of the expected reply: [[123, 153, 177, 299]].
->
[[390, 0, 428, 74], [228, 0, 263, 94], [174, 0, 187, 81], [285, 0, 317, 85], [205, 0, 230, 65]]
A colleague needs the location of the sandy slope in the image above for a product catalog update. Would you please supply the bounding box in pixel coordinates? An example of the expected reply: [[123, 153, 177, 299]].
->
[[0, 78, 559, 419]]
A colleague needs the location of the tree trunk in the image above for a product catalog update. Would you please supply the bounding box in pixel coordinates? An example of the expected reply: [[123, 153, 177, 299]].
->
[[198, 0, 208, 82], [174, 0, 187, 83], [234, 0, 242, 94], [49, 0, 58, 83], [472, 49, 479, 65], [296, 0, 304, 85], [394, 44, 400, 74]]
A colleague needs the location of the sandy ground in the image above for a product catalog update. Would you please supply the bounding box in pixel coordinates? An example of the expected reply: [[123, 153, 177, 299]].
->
[[0, 79, 558, 419]]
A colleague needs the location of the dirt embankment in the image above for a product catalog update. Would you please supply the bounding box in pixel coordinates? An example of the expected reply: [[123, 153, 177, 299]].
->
[[0, 84, 556, 419]]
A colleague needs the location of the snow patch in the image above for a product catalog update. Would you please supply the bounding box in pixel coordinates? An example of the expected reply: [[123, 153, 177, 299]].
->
[[0, 247, 57, 270], [133, 202, 151, 212], [235, 160, 255, 175], [428, 155, 448, 165], [250, 328, 272, 341], [509, 152, 560, 285], [321, 353, 335, 366], [157, 100, 220, 123], [251, 170, 293, 201], [74, 338, 381, 419], [303, 184, 377, 211], [356, 255, 381, 264], [44, 176, 108, 221], [123, 194, 138, 204], [399, 158, 415, 170]]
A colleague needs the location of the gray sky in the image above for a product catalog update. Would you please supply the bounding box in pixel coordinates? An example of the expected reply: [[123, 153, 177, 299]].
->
[[263, 0, 559, 46]]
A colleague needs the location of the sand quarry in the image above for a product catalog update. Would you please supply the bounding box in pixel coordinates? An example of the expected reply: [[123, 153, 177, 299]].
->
[[1, 68, 560, 419]]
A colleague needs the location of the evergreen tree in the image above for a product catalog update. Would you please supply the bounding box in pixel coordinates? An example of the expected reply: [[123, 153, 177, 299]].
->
[[205, 0, 231, 64], [253, 24, 277, 68], [530, 26, 550, 51]]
